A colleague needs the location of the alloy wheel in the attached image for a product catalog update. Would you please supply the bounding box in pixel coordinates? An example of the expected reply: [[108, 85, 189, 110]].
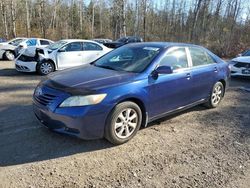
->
[[5, 51, 15, 60], [40, 62, 53, 75], [212, 84, 223, 105], [114, 108, 138, 139]]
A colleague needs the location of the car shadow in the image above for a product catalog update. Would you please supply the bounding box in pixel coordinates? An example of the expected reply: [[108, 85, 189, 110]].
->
[[0, 103, 208, 167], [0, 104, 114, 167], [0, 68, 40, 77]]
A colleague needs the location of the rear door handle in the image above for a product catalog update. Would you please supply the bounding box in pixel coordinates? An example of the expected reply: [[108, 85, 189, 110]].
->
[[186, 73, 191, 80]]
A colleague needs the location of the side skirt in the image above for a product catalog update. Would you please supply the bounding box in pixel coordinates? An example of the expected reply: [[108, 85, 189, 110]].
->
[[146, 98, 207, 125]]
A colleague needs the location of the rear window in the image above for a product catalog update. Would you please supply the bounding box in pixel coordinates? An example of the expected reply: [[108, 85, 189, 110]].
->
[[40, 40, 50, 45]]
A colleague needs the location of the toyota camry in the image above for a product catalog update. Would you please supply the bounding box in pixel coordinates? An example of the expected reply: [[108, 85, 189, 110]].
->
[[33, 42, 230, 145]]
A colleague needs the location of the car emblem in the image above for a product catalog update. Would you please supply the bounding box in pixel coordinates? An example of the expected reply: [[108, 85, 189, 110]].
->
[[35, 87, 43, 96]]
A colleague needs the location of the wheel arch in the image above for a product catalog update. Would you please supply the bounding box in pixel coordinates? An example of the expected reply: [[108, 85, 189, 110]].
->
[[218, 79, 226, 96], [36, 58, 56, 71], [116, 97, 148, 128]]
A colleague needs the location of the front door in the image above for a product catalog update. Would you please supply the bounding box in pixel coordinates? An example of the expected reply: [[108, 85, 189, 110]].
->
[[148, 47, 194, 117], [57, 42, 83, 70]]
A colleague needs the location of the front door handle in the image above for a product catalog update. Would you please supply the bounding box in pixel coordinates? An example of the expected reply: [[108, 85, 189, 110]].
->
[[186, 73, 191, 80], [214, 67, 218, 72]]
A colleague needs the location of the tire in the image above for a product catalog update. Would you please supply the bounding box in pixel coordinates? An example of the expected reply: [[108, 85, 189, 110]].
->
[[204, 81, 224, 108], [37, 61, 55, 75], [105, 101, 142, 145], [4, 51, 15, 61]]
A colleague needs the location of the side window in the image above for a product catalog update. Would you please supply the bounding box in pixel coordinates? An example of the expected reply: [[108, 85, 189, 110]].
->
[[26, 39, 37, 46], [40, 40, 50, 45], [189, 47, 215, 66], [83, 42, 102, 51], [61, 42, 82, 52], [159, 47, 188, 70]]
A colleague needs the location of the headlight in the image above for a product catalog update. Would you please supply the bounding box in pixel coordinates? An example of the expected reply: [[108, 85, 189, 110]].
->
[[59, 94, 107, 107], [228, 60, 237, 65]]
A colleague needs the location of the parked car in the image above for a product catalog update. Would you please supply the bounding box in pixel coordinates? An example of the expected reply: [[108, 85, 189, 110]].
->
[[92, 38, 113, 44], [15, 39, 112, 75], [237, 49, 250, 57], [0, 37, 26, 60], [0, 38, 7, 43], [33, 42, 230, 145], [103, 36, 143, 48], [15, 38, 54, 56], [228, 56, 250, 76]]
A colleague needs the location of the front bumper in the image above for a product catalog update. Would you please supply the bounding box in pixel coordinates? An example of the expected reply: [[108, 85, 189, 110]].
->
[[15, 60, 37, 72], [33, 95, 113, 140], [230, 64, 250, 77]]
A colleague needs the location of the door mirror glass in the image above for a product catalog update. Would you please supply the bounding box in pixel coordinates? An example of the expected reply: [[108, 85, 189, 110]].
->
[[156, 66, 173, 74]]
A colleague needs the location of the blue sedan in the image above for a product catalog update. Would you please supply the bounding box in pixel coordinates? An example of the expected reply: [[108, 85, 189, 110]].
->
[[33, 42, 230, 144]]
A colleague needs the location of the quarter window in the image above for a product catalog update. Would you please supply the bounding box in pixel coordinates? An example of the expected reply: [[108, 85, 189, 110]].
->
[[189, 47, 215, 66], [83, 42, 102, 51], [159, 47, 188, 70]]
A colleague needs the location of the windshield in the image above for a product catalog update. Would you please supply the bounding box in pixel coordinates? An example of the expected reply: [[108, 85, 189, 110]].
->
[[9, 39, 24, 46], [94, 45, 161, 73], [47, 41, 67, 50]]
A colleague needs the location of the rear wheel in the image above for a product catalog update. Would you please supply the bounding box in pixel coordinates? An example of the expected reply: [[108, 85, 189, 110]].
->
[[37, 61, 55, 75], [205, 81, 224, 108], [105, 102, 142, 145], [4, 51, 15, 61]]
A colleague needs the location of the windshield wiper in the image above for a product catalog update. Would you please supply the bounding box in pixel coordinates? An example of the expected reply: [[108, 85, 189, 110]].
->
[[94, 64, 117, 71]]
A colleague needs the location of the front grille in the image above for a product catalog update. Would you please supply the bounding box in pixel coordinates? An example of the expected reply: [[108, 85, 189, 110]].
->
[[234, 62, 250, 68], [34, 88, 58, 106], [16, 64, 29, 71]]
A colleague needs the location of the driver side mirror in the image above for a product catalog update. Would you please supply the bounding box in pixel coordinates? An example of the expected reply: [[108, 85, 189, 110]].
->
[[156, 66, 173, 74], [151, 66, 173, 80], [58, 48, 66, 53]]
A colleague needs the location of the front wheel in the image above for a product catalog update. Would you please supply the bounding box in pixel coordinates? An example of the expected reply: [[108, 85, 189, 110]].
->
[[205, 82, 224, 108], [105, 102, 142, 145], [4, 51, 15, 61], [37, 61, 55, 75]]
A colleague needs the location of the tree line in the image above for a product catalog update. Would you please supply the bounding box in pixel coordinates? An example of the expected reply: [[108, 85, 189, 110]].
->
[[0, 0, 249, 57]]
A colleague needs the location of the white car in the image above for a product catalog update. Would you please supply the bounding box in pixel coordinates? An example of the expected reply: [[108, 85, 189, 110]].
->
[[15, 39, 112, 75], [0, 38, 26, 60], [15, 38, 54, 55], [229, 56, 250, 76]]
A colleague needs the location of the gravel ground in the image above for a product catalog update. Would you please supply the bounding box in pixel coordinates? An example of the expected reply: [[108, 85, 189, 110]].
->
[[0, 60, 250, 188]]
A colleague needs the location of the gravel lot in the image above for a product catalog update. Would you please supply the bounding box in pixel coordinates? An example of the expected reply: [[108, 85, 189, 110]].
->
[[0, 60, 250, 188]]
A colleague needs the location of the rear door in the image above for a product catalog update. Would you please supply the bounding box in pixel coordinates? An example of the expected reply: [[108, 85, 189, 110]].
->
[[57, 42, 84, 69], [82, 42, 104, 64], [187, 47, 218, 102]]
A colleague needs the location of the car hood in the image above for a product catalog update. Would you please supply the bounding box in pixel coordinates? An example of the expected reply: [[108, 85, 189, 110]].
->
[[232, 56, 250, 63], [44, 64, 137, 94], [0, 43, 16, 50]]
